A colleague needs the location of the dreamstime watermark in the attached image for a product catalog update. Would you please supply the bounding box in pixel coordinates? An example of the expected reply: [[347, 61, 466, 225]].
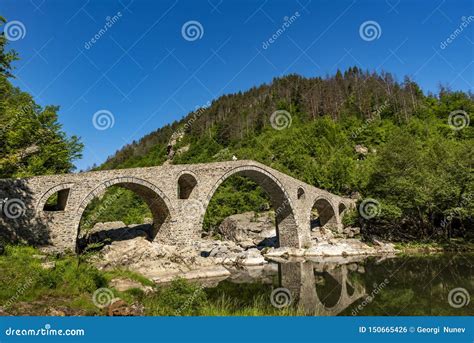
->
[[440, 16, 474, 50], [3, 20, 27, 41], [440, 193, 472, 230], [181, 199, 205, 222], [172, 100, 211, 139], [5, 324, 85, 337], [351, 101, 388, 139], [92, 110, 115, 130], [181, 20, 204, 41], [359, 20, 382, 41], [274, 198, 290, 218], [175, 285, 205, 315], [448, 287, 470, 308], [2, 276, 36, 311], [270, 110, 292, 130], [262, 11, 300, 49], [1, 103, 36, 136], [92, 287, 117, 308], [358, 198, 381, 220], [448, 110, 470, 131], [80, 191, 121, 229], [0, 198, 26, 219], [84, 12, 123, 50], [270, 287, 292, 309], [351, 278, 389, 315]]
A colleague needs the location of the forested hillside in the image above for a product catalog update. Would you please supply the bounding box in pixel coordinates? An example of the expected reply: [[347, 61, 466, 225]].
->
[[101, 68, 426, 170], [93, 67, 473, 241]]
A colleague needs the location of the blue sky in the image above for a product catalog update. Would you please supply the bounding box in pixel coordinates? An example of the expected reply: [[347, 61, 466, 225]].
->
[[1, 0, 473, 171]]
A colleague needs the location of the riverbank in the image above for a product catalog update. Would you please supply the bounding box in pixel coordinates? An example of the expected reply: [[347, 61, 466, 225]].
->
[[0, 245, 472, 316], [394, 240, 474, 254], [83, 232, 397, 283], [0, 245, 299, 316]]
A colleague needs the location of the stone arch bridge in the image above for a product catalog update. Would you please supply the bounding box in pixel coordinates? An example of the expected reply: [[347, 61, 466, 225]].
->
[[0, 160, 354, 252]]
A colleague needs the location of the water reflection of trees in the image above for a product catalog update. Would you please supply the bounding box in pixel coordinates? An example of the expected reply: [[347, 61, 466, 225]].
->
[[276, 255, 473, 316], [343, 255, 474, 316], [207, 254, 473, 316]]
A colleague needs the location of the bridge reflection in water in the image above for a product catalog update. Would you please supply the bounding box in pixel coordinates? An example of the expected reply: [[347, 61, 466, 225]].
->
[[278, 260, 366, 316], [206, 254, 472, 316]]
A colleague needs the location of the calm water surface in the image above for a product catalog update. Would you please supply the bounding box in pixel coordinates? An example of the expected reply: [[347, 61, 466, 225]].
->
[[204, 254, 474, 316]]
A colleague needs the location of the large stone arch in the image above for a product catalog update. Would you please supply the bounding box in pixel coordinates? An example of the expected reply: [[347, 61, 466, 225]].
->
[[200, 165, 300, 248], [309, 196, 340, 232], [74, 177, 172, 245]]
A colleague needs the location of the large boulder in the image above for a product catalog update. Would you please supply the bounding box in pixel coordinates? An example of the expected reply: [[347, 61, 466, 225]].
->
[[218, 211, 277, 248], [95, 236, 171, 268], [92, 236, 225, 281], [78, 222, 152, 251]]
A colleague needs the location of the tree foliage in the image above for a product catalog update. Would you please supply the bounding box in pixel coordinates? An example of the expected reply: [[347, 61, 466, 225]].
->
[[0, 21, 82, 178]]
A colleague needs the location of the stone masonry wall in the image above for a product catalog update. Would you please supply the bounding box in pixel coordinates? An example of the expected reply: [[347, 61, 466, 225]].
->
[[0, 160, 355, 252]]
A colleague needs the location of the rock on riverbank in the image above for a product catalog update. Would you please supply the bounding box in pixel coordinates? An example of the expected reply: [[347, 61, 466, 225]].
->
[[88, 219, 396, 283]]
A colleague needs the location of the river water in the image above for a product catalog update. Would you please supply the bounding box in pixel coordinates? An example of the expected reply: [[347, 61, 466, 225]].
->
[[204, 254, 473, 316]]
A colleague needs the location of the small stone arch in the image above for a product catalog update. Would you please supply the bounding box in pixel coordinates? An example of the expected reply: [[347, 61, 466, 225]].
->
[[297, 186, 305, 200], [74, 177, 172, 246], [338, 202, 347, 216], [36, 183, 75, 214], [201, 165, 301, 248], [310, 196, 338, 231], [177, 171, 198, 199]]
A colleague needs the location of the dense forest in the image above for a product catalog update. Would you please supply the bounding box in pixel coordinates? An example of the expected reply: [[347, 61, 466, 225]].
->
[[1, 18, 472, 242]]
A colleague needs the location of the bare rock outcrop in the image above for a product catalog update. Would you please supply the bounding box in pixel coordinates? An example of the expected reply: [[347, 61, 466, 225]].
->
[[88, 220, 396, 284], [217, 211, 277, 248]]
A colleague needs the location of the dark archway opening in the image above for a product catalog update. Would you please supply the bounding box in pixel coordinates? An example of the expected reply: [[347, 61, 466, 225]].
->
[[310, 198, 337, 233], [338, 203, 347, 216], [177, 174, 197, 199], [43, 188, 70, 211], [76, 182, 170, 253], [314, 270, 342, 308], [297, 187, 305, 199]]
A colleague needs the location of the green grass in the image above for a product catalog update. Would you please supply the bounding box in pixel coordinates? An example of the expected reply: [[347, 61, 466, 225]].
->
[[394, 239, 474, 254], [0, 245, 299, 316], [198, 295, 300, 316], [0, 245, 108, 315]]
